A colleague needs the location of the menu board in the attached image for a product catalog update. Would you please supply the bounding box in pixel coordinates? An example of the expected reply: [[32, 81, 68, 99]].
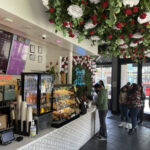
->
[[0, 30, 13, 72], [7, 35, 30, 75]]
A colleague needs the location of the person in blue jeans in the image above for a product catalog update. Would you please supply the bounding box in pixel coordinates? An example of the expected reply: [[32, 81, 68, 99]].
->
[[127, 83, 141, 135], [118, 86, 129, 128]]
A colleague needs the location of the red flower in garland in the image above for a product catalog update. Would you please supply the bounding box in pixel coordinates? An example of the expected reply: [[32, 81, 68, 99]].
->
[[123, 55, 126, 59], [69, 21, 72, 28], [102, 1, 109, 9], [120, 35, 124, 40], [131, 20, 135, 25], [90, 31, 94, 35], [124, 9, 132, 15], [121, 49, 125, 54], [139, 29, 144, 33], [68, 30, 72, 34], [49, 8, 54, 13], [63, 21, 68, 26], [124, 22, 127, 26], [133, 7, 139, 13], [143, 22, 149, 26], [102, 14, 107, 20], [93, 21, 97, 25], [49, 20, 54, 23], [128, 33, 133, 38], [70, 34, 75, 38], [140, 13, 147, 19], [108, 35, 112, 39], [140, 37, 144, 41], [80, 21, 84, 25], [116, 22, 122, 29], [91, 16, 97, 21]]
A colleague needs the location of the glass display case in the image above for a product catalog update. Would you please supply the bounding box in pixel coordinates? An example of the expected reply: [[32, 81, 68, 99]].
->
[[52, 85, 80, 127], [21, 73, 53, 116]]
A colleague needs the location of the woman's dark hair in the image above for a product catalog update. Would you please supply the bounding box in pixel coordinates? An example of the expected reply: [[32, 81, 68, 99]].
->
[[129, 83, 138, 94], [120, 85, 128, 92], [99, 80, 105, 88]]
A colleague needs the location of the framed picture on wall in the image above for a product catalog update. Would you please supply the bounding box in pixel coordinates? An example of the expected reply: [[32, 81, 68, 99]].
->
[[29, 54, 36, 61], [38, 46, 43, 54], [30, 45, 35, 53], [38, 56, 42, 63]]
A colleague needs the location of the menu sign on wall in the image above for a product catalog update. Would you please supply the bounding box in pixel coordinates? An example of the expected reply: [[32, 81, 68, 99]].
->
[[0, 30, 13, 72], [7, 35, 30, 75]]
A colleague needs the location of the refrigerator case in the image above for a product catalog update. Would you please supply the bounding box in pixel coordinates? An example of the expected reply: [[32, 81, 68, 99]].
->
[[52, 85, 80, 127], [21, 73, 53, 131]]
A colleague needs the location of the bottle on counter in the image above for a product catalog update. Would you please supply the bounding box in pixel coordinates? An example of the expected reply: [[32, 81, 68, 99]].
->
[[30, 120, 36, 137]]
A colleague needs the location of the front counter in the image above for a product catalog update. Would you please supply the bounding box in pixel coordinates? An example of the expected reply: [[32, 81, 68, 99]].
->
[[0, 107, 99, 150]]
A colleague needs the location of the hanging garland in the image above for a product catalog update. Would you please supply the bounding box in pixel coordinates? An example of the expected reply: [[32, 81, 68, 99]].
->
[[42, 0, 150, 61]]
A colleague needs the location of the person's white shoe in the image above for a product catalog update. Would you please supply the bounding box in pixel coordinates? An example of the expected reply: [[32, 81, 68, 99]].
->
[[128, 123, 132, 129], [118, 122, 124, 127], [124, 123, 129, 129]]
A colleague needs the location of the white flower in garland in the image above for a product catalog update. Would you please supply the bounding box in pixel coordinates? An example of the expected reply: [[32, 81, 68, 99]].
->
[[138, 12, 150, 24], [119, 39, 125, 45], [67, 5, 83, 18], [91, 36, 100, 41], [113, 26, 120, 30], [41, 0, 49, 9], [84, 21, 97, 29], [122, 0, 139, 7], [89, 0, 101, 4], [120, 44, 128, 49], [130, 42, 138, 47], [131, 33, 143, 39]]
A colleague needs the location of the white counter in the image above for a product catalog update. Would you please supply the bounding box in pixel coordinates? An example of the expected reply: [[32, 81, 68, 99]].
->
[[0, 107, 99, 150]]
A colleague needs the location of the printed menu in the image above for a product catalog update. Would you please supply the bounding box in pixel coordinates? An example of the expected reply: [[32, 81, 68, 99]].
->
[[0, 30, 13, 71], [7, 35, 30, 75]]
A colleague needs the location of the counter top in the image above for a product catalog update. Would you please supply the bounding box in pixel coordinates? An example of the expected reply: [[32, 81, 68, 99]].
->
[[0, 106, 97, 150]]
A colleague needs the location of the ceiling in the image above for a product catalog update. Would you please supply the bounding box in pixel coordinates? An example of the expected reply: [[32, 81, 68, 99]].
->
[[0, 8, 94, 56]]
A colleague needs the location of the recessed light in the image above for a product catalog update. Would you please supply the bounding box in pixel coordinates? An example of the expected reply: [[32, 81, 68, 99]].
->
[[56, 40, 61, 43], [3, 18, 13, 23]]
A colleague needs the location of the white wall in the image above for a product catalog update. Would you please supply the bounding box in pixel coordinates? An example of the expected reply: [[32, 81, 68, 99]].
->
[[0, 0, 98, 55], [24, 41, 47, 72]]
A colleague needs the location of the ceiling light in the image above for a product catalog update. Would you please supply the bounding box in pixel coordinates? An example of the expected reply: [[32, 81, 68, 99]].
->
[[56, 40, 61, 43], [3, 18, 13, 23]]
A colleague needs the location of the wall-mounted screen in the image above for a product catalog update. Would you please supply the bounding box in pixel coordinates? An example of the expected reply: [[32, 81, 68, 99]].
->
[[7, 35, 30, 75], [0, 30, 13, 72]]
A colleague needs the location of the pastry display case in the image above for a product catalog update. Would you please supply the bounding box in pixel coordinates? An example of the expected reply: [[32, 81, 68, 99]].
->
[[52, 85, 80, 127]]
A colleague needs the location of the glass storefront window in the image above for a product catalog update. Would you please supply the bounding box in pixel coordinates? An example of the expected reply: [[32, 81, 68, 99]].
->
[[142, 63, 150, 114], [121, 64, 137, 88], [95, 66, 112, 99]]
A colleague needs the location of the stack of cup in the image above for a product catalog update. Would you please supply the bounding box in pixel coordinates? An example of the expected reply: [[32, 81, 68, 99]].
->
[[26, 105, 33, 134], [21, 101, 27, 133]]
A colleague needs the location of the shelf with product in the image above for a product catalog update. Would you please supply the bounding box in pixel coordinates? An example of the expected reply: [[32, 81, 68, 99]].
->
[[52, 85, 81, 127], [21, 73, 53, 131]]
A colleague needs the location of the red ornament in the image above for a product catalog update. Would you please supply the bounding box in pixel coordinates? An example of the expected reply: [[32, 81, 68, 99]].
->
[[102, 1, 109, 9], [133, 7, 139, 13], [116, 22, 122, 29], [90, 31, 94, 35], [49, 20, 54, 23], [81, 0, 84, 4], [140, 37, 144, 41], [140, 13, 147, 19], [63, 21, 68, 26], [124, 9, 132, 15], [108, 35, 112, 39], [91, 16, 97, 21], [131, 20, 135, 25], [80, 21, 84, 25], [49, 8, 54, 13], [70, 34, 75, 38]]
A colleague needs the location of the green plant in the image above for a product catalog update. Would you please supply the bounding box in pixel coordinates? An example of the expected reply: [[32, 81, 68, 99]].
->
[[46, 62, 58, 79]]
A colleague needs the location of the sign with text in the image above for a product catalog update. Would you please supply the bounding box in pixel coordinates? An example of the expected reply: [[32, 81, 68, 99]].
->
[[74, 68, 85, 86]]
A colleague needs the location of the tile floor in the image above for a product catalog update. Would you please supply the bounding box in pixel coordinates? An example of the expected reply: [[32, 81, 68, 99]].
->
[[80, 113, 150, 150]]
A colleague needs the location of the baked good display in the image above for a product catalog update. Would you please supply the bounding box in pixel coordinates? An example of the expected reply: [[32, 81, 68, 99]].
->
[[52, 85, 80, 123]]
